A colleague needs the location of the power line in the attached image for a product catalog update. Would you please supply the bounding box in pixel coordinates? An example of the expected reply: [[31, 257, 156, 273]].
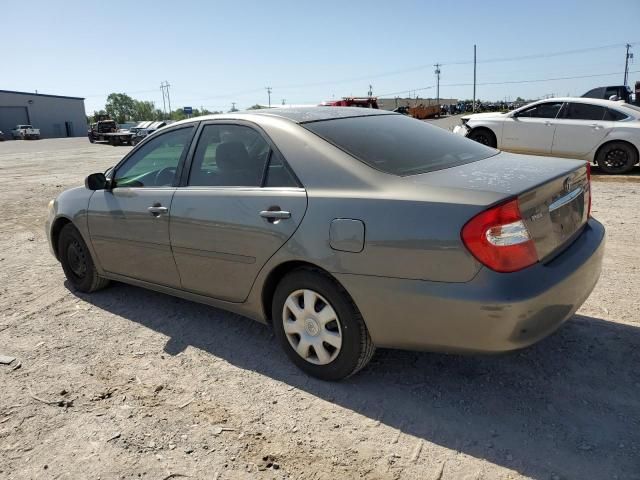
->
[[84, 41, 640, 106], [376, 69, 640, 99]]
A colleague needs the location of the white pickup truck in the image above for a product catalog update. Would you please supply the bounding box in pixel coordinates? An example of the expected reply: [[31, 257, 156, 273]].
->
[[11, 125, 40, 140]]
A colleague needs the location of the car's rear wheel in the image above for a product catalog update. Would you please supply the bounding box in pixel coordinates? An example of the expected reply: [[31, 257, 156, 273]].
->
[[272, 268, 375, 381], [468, 128, 497, 147], [58, 223, 109, 293], [596, 141, 637, 174]]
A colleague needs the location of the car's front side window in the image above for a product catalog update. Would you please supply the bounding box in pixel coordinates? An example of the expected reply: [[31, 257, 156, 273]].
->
[[113, 126, 194, 188], [188, 124, 270, 187], [516, 102, 564, 119]]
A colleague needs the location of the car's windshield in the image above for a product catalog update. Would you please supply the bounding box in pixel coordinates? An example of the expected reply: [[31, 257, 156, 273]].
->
[[303, 114, 498, 176]]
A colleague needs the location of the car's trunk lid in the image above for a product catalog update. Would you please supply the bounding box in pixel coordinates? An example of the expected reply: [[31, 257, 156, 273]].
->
[[518, 164, 589, 261], [407, 151, 590, 261]]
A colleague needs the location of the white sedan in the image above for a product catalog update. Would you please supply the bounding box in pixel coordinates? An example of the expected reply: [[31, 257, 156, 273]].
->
[[453, 97, 640, 174]]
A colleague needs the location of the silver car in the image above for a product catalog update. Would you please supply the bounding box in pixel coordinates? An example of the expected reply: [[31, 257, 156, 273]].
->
[[46, 108, 605, 380]]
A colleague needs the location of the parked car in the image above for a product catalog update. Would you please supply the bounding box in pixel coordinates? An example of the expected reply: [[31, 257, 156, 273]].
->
[[47, 108, 604, 380], [454, 97, 640, 174], [130, 121, 172, 145], [583, 85, 633, 103], [12, 124, 40, 140]]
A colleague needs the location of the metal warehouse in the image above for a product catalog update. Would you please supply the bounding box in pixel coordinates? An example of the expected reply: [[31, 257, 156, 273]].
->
[[0, 90, 87, 139]]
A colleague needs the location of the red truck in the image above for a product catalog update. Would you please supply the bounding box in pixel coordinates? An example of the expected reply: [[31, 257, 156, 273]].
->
[[321, 97, 379, 109]]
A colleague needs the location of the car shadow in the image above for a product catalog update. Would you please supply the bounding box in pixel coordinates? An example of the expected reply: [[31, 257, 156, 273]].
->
[[591, 164, 640, 180], [69, 282, 640, 479]]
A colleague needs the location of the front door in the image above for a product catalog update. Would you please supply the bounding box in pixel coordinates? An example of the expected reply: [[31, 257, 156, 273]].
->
[[501, 101, 564, 154], [551, 102, 612, 158], [170, 123, 307, 302], [87, 126, 195, 287]]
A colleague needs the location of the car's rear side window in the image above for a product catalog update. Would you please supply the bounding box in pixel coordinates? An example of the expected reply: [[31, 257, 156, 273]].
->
[[604, 108, 629, 121], [302, 114, 497, 176], [564, 103, 607, 121]]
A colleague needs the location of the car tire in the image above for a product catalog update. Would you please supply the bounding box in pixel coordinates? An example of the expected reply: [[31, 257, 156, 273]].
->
[[596, 141, 637, 174], [58, 223, 109, 293], [89, 136, 95, 143], [468, 128, 497, 148], [272, 268, 375, 381]]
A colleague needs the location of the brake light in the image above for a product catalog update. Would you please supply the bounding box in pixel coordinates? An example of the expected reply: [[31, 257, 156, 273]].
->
[[461, 198, 538, 273], [586, 162, 592, 217]]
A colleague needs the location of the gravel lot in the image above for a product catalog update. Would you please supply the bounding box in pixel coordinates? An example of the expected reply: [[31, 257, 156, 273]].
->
[[0, 137, 639, 480]]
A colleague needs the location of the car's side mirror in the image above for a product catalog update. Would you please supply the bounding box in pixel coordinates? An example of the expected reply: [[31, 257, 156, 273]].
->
[[85, 172, 107, 190]]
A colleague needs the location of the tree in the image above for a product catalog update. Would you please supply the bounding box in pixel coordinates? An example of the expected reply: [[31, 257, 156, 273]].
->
[[105, 93, 136, 123], [132, 100, 157, 121], [515, 96, 525, 102], [247, 104, 265, 110], [88, 110, 107, 123]]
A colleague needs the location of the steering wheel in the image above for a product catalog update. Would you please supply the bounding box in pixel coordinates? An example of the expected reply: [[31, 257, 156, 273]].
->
[[153, 167, 176, 186]]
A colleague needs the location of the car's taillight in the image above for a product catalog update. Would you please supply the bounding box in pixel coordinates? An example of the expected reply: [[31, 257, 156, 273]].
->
[[461, 198, 538, 273], [586, 162, 592, 217]]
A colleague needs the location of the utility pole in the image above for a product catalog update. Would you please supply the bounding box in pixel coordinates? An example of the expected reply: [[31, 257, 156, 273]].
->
[[624, 43, 632, 86], [368, 84, 373, 97], [434, 64, 441, 111], [473, 45, 477, 112], [266, 87, 272, 108], [231, 102, 237, 112], [281, 99, 286, 105], [160, 82, 167, 118], [160, 81, 171, 119], [165, 81, 171, 118]]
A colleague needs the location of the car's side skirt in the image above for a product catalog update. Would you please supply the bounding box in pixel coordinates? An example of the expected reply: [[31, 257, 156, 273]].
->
[[101, 271, 266, 324]]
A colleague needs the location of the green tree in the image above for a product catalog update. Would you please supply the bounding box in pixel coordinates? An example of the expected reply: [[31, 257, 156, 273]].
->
[[105, 93, 138, 123], [88, 110, 107, 123], [515, 96, 525, 102], [132, 100, 157, 121]]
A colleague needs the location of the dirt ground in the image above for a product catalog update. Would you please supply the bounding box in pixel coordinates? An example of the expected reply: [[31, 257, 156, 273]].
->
[[0, 138, 639, 480]]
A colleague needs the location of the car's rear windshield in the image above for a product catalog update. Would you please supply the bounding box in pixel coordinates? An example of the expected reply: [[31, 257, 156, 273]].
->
[[303, 114, 498, 176]]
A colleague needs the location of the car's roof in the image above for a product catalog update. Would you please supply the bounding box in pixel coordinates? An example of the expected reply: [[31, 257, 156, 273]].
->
[[533, 97, 629, 108], [174, 107, 396, 126]]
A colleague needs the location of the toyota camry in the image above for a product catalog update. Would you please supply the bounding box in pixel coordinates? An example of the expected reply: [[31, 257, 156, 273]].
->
[[46, 107, 605, 380]]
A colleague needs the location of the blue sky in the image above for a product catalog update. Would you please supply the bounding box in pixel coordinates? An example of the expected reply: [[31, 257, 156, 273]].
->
[[3, 0, 640, 113]]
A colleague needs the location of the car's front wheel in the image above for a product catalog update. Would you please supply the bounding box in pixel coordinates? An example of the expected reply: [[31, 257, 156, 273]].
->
[[468, 127, 497, 148], [596, 141, 638, 174], [272, 268, 375, 380], [58, 223, 110, 293]]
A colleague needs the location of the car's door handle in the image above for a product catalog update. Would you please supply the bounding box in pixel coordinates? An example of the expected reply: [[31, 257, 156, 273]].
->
[[544, 121, 553, 126], [590, 123, 603, 129], [259, 210, 291, 220], [148, 206, 168, 215]]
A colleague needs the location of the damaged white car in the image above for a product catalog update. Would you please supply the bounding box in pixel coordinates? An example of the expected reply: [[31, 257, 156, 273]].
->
[[453, 97, 640, 174]]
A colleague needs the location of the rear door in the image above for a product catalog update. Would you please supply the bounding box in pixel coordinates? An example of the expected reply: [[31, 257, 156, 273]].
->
[[551, 102, 612, 158], [501, 101, 564, 154], [170, 121, 307, 302], [87, 125, 195, 287]]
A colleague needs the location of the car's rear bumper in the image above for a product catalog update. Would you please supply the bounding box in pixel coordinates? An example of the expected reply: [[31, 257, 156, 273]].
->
[[336, 218, 605, 352]]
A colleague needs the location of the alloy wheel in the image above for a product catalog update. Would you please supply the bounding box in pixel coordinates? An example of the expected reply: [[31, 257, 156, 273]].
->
[[603, 148, 629, 170]]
